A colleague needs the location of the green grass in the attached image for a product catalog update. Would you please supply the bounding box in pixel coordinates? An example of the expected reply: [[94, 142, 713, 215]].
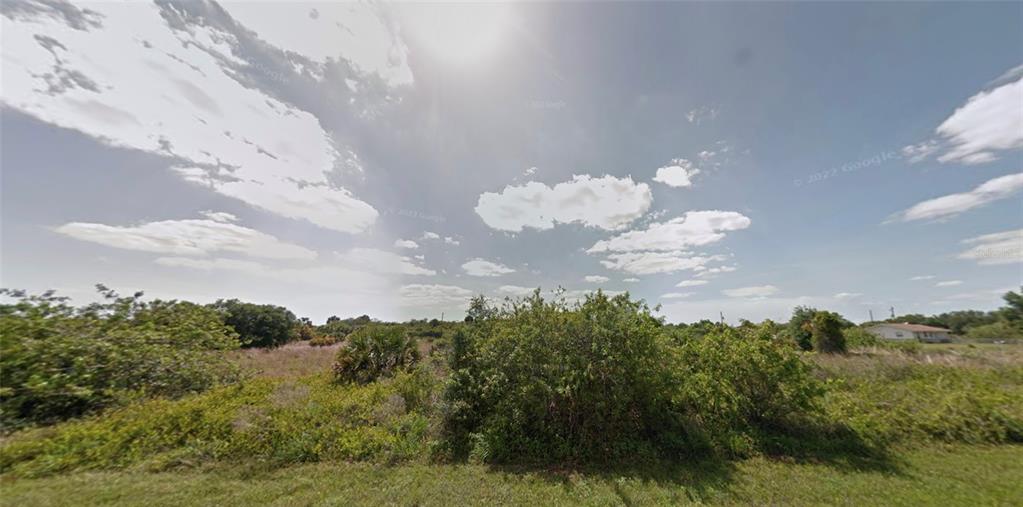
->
[[2, 444, 1020, 506]]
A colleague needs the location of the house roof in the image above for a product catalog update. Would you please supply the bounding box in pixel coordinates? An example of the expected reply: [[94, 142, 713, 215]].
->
[[870, 323, 951, 333]]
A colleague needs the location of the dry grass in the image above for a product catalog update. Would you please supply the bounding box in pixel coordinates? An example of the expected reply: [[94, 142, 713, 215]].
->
[[229, 341, 341, 378], [810, 342, 1023, 379]]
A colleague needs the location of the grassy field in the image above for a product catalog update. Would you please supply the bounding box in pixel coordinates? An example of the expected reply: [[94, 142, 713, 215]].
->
[[2, 444, 1020, 506]]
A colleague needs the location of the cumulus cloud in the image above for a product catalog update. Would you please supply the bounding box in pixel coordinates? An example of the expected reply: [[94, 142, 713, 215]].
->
[[399, 284, 473, 307], [910, 275, 936, 281], [462, 258, 514, 277], [722, 285, 779, 298], [652, 159, 699, 188], [902, 66, 1023, 165], [584, 275, 610, 283], [336, 248, 435, 276], [444, 237, 461, 246], [588, 211, 751, 253], [598, 251, 726, 275], [958, 228, 1023, 266], [394, 239, 419, 249], [421, 232, 440, 240], [935, 280, 963, 287], [2, 1, 379, 233], [834, 292, 862, 299], [676, 280, 708, 288], [475, 175, 652, 232], [888, 173, 1023, 222], [623, 278, 640, 283], [55, 216, 316, 260]]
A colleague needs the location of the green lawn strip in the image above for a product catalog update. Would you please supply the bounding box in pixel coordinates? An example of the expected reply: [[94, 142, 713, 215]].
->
[[2, 445, 1020, 506]]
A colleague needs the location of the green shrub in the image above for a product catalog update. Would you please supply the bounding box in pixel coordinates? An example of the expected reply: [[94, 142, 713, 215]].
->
[[442, 291, 825, 462], [0, 372, 439, 477], [966, 321, 1022, 342], [0, 288, 241, 429], [843, 327, 882, 348], [333, 326, 420, 384], [670, 327, 825, 455], [209, 299, 298, 349], [812, 312, 847, 353], [824, 365, 1023, 446]]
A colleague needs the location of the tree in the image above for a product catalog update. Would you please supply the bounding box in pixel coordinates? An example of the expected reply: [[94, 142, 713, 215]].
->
[[787, 306, 817, 350], [811, 311, 846, 353], [209, 299, 298, 348]]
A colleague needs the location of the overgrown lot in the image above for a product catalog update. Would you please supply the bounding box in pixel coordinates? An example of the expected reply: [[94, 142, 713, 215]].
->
[[2, 289, 1022, 504]]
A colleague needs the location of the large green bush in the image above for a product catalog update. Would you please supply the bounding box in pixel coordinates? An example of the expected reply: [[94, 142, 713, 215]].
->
[[0, 288, 241, 429], [209, 299, 298, 348], [812, 311, 847, 353], [333, 326, 420, 384], [442, 291, 825, 463]]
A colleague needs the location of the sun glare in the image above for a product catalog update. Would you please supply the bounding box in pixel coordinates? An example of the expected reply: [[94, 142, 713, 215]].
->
[[401, 3, 512, 66]]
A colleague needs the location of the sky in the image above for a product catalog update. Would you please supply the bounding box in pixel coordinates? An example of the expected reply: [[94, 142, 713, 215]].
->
[[1, 1, 1021, 323]]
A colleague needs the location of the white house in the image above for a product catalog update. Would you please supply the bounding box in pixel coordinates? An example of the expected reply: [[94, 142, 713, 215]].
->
[[866, 323, 953, 343]]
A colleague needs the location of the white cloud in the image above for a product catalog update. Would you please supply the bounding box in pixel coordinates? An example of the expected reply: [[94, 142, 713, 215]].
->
[[889, 173, 1023, 222], [497, 285, 538, 298], [599, 251, 726, 275], [660, 292, 693, 299], [652, 159, 699, 188], [834, 292, 862, 299], [676, 280, 709, 288], [153, 256, 391, 294], [394, 239, 419, 249], [199, 211, 238, 223], [722, 285, 779, 298], [686, 105, 718, 125], [217, 2, 412, 86], [336, 248, 435, 276], [588, 211, 751, 253], [910, 275, 936, 281], [958, 228, 1023, 266], [623, 278, 640, 283], [695, 265, 738, 279], [475, 175, 652, 232], [935, 280, 963, 287], [421, 232, 440, 240], [523, 166, 537, 177], [400, 284, 473, 307], [584, 275, 610, 283], [55, 216, 316, 260], [901, 140, 940, 164], [462, 258, 514, 277], [154, 257, 265, 272], [2, 1, 379, 233], [444, 236, 461, 246], [936, 74, 1023, 164], [903, 67, 1023, 165]]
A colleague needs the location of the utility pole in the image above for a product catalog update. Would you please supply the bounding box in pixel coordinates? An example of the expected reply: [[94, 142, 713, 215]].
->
[[440, 312, 445, 322], [719, 311, 725, 324], [869, 309, 874, 322], [890, 306, 895, 319]]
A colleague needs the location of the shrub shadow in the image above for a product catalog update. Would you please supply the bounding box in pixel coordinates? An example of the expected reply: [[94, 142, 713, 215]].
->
[[479, 423, 904, 498]]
